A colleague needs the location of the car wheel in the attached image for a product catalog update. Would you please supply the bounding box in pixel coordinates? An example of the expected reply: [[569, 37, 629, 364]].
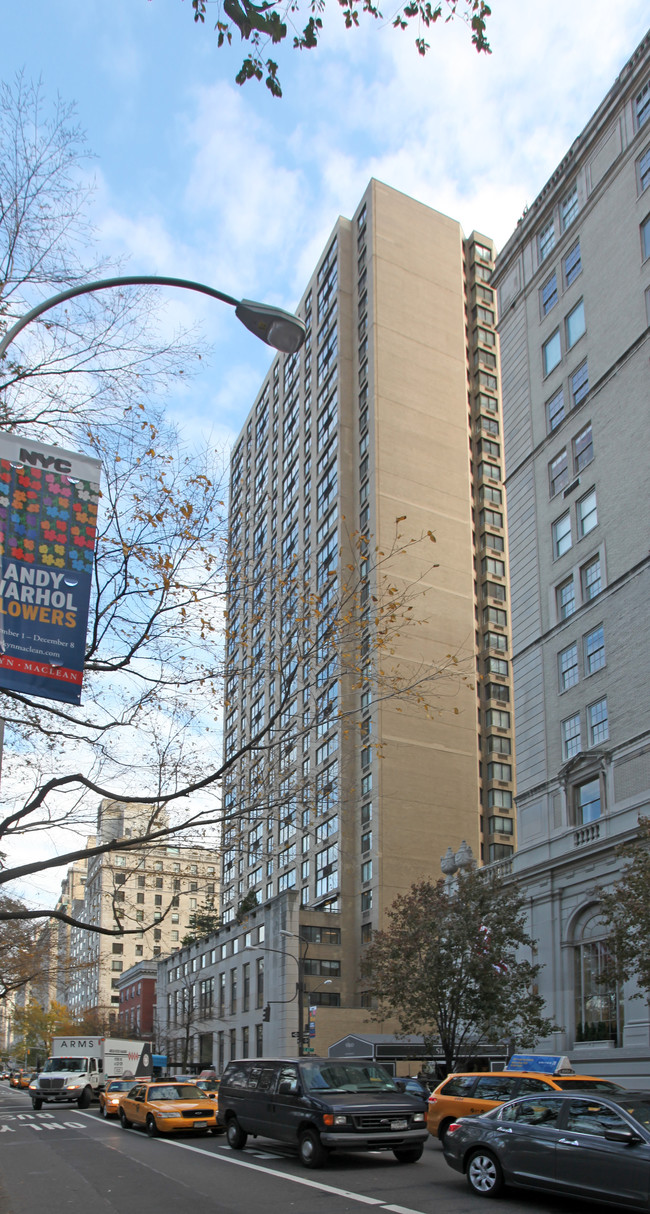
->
[[31, 1098, 43, 1111], [298, 1128, 329, 1169], [119, 1109, 132, 1129], [226, 1117, 247, 1150], [146, 1115, 158, 1138], [439, 1119, 454, 1145], [77, 1087, 92, 1109], [393, 1146, 424, 1163], [466, 1149, 504, 1198]]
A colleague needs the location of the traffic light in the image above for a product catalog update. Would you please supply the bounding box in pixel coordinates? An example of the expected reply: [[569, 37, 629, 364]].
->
[[262, 1003, 271, 1022]]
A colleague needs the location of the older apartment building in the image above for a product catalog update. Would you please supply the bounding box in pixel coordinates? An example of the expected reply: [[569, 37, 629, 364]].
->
[[62, 799, 219, 1024], [219, 180, 515, 1036], [493, 32, 650, 1075]]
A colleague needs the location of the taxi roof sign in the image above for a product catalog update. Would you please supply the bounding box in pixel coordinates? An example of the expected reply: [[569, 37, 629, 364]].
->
[[505, 1053, 575, 1075]]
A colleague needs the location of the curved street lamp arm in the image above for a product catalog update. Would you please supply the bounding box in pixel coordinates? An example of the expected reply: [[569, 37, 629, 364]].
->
[[0, 274, 306, 361]]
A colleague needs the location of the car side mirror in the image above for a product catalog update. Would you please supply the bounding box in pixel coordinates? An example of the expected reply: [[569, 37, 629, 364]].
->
[[604, 1127, 642, 1145]]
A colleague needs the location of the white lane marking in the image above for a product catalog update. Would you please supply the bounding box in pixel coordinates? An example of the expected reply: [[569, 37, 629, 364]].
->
[[75, 1113, 429, 1214], [0, 1126, 15, 1133], [382, 1206, 428, 1214], [152, 1139, 385, 1204]]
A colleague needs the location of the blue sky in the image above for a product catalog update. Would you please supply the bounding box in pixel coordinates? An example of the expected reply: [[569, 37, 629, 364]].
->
[[4, 1, 649, 453]]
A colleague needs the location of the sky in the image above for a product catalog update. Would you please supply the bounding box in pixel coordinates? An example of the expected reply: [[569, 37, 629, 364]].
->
[[2, 1, 649, 905], [3, 0, 649, 453]]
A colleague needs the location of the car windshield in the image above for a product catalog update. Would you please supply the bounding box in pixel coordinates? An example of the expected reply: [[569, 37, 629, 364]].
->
[[148, 1084, 203, 1101], [107, 1081, 134, 1092], [554, 1079, 624, 1091], [43, 1057, 87, 1073], [301, 1062, 399, 1093]]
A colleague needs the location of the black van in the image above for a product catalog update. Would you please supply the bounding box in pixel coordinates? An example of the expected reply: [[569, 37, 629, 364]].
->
[[217, 1056, 428, 1168]]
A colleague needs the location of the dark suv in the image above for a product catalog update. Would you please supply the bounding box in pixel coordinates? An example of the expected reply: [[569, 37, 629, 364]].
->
[[217, 1056, 428, 1168]]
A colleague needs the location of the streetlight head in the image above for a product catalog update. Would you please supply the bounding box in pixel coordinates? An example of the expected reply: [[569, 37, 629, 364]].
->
[[235, 300, 306, 354]]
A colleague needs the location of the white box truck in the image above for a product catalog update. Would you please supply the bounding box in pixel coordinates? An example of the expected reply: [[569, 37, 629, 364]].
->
[[30, 1037, 152, 1109]]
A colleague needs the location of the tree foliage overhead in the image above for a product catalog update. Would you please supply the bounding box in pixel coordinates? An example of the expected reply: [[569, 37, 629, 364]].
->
[[0, 894, 46, 1000], [362, 872, 558, 1070], [598, 816, 650, 1001], [185, 0, 492, 96]]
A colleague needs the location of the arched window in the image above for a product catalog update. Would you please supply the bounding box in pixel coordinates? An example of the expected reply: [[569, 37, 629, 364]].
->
[[572, 906, 620, 1045]]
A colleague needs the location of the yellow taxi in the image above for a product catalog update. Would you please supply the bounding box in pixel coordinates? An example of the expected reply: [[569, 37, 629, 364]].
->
[[427, 1059, 624, 1143], [11, 1071, 34, 1089], [117, 1080, 219, 1137], [98, 1079, 137, 1118]]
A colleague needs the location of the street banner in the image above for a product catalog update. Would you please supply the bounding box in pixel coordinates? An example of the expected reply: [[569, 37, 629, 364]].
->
[[0, 433, 101, 705]]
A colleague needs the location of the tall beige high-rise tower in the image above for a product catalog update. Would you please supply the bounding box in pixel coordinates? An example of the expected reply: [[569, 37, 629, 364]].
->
[[222, 181, 514, 1024]]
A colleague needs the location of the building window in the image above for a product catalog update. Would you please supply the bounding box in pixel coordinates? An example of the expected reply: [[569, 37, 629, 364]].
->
[[581, 555, 601, 601], [487, 788, 512, 809], [552, 512, 572, 559], [636, 79, 650, 130], [638, 146, 650, 193], [541, 273, 558, 315], [546, 388, 565, 433], [557, 577, 576, 620], [574, 776, 601, 823], [642, 215, 650, 262], [487, 761, 512, 782], [577, 489, 597, 537], [543, 330, 561, 375], [361, 923, 372, 945], [588, 698, 609, 746], [538, 218, 555, 262], [559, 643, 579, 691], [566, 299, 585, 349], [361, 859, 372, 883], [574, 914, 618, 1045], [571, 361, 589, 405], [561, 185, 579, 231], [562, 713, 581, 760], [489, 843, 513, 861], [549, 450, 568, 496], [584, 625, 605, 675], [489, 815, 513, 835], [573, 424, 593, 473], [361, 889, 373, 912], [564, 241, 582, 286]]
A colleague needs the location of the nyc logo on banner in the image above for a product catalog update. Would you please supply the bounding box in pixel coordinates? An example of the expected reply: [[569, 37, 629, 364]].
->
[[0, 434, 101, 705]]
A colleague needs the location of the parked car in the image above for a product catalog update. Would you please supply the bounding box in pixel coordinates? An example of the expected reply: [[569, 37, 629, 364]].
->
[[117, 1081, 219, 1137], [98, 1080, 137, 1118], [217, 1056, 428, 1168], [428, 1068, 625, 1142], [395, 1077, 430, 1100], [442, 1089, 650, 1208]]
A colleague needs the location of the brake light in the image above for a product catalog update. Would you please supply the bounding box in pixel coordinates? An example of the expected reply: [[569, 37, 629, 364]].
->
[[428, 1096, 437, 1104], [447, 1122, 462, 1135]]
